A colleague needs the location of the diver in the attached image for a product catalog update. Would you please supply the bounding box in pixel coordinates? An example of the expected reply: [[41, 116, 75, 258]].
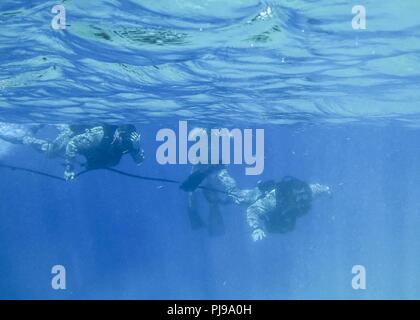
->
[[0, 122, 145, 181], [63, 124, 145, 180], [247, 177, 331, 241], [181, 164, 259, 236], [179, 127, 260, 236], [181, 164, 331, 240], [180, 127, 258, 236]]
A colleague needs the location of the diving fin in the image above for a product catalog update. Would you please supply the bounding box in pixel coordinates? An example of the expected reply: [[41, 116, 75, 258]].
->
[[207, 203, 225, 237]]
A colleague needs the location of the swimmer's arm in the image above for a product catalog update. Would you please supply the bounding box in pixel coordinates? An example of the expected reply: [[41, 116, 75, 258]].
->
[[217, 169, 259, 205], [64, 128, 103, 176], [247, 201, 270, 242], [247, 203, 267, 231], [247, 190, 276, 241], [216, 169, 241, 202]]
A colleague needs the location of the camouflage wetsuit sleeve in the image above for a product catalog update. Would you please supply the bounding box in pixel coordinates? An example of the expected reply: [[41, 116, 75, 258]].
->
[[65, 126, 104, 171], [246, 189, 276, 233], [215, 169, 260, 205], [36, 124, 74, 157]]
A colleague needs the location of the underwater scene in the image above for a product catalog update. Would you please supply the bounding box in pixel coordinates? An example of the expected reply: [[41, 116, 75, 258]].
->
[[1, 0, 420, 300]]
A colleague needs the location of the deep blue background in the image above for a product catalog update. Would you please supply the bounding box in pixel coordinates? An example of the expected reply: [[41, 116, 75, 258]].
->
[[1, 123, 420, 299]]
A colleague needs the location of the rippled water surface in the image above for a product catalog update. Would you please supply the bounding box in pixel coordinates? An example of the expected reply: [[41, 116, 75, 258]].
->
[[1, 0, 419, 124], [1, 1, 420, 300]]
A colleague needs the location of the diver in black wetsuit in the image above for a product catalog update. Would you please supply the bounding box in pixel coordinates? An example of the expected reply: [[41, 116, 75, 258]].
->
[[247, 177, 331, 241], [64, 124, 145, 180], [0, 122, 145, 181], [181, 166, 331, 240], [182, 163, 260, 236]]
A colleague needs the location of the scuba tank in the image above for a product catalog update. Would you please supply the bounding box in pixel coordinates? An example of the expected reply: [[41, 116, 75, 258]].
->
[[264, 176, 313, 234]]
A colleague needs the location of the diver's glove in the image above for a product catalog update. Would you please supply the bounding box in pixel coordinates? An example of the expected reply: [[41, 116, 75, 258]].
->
[[64, 166, 76, 181], [252, 228, 266, 242], [130, 132, 140, 144], [130, 132, 144, 165], [133, 148, 145, 165], [309, 183, 331, 199]]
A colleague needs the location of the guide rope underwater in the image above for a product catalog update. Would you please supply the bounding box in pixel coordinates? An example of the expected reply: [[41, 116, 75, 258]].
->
[[0, 161, 237, 197]]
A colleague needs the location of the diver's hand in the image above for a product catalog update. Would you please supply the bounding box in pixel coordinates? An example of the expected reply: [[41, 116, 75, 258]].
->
[[135, 149, 145, 165], [252, 228, 266, 242], [130, 132, 140, 143], [64, 169, 75, 181], [309, 183, 332, 199]]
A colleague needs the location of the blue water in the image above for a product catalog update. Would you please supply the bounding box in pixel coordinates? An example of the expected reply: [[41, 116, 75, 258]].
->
[[1, 1, 420, 299]]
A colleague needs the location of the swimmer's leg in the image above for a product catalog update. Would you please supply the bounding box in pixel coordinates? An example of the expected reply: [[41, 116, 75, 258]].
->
[[0, 123, 32, 144]]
